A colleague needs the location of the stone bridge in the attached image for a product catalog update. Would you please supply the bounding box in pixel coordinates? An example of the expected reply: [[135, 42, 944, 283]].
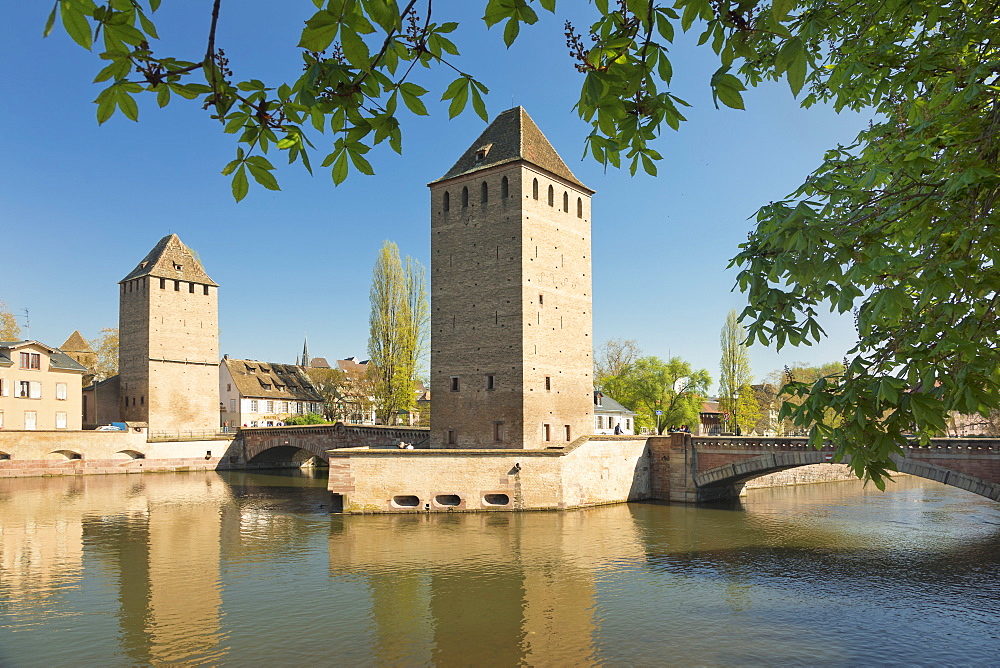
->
[[235, 423, 429, 467], [650, 434, 1000, 503]]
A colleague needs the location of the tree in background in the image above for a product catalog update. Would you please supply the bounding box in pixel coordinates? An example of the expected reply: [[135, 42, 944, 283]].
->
[[719, 310, 755, 432], [306, 366, 349, 422], [765, 362, 846, 436], [368, 241, 428, 425], [602, 356, 710, 434], [89, 328, 119, 380], [0, 300, 20, 341], [594, 338, 641, 387]]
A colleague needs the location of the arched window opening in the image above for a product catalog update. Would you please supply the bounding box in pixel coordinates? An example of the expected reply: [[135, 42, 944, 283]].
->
[[532, 178, 539, 200], [481, 181, 488, 203], [547, 185, 554, 206], [501, 176, 509, 198], [443, 191, 450, 211], [562, 191, 569, 212], [577, 197, 583, 218], [462, 186, 469, 208]]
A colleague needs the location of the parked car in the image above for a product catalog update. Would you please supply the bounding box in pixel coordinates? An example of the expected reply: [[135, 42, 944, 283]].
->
[[95, 423, 127, 431]]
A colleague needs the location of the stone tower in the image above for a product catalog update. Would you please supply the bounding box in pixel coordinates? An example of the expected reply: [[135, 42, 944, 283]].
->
[[118, 234, 219, 434], [61, 330, 97, 385], [429, 107, 595, 449]]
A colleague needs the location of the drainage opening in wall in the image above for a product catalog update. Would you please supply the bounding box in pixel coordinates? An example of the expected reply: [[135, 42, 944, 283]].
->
[[392, 495, 420, 508], [330, 493, 344, 513], [483, 493, 510, 506], [435, 494, 461, 506]]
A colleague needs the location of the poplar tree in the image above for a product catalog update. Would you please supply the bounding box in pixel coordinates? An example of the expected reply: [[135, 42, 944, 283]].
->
[[367, 241, 428, 425], [719, 310, 754, 431]]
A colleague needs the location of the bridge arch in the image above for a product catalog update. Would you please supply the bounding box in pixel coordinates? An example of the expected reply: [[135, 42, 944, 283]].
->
[[695, 450, 1000, 503], [238, 423, 429, 468]]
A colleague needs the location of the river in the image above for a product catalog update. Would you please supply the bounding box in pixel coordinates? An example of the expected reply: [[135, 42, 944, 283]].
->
[[1, 471, 998, 666]]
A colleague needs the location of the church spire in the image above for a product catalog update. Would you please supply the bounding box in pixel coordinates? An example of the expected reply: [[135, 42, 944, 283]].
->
[[301, 335, 310, 368]]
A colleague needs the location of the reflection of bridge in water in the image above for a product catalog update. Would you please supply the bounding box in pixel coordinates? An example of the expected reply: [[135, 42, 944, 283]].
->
[[659, 435, 1000, 503]]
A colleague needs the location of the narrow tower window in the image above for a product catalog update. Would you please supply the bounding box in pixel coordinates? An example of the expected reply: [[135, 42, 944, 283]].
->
[[481, 181, 488, 203], [545, 376, 551, 391], [532, 178, 539, 200], [547, 185, 554, 206], [565, 425, 572, 442], [444, 191, 450, 211], [563, 191, 569, 211], [543, 424, 551, 442], [486, 374, 495, 390], [501, 176, 509, 198], [577, 197, 583, 218], [451, 376, 460, 392], [462, 186, 469, 207]]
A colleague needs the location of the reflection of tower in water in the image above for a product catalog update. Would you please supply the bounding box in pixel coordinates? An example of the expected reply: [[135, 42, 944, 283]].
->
[[50, 475, 230, 664], [333, 508, 644, 665]]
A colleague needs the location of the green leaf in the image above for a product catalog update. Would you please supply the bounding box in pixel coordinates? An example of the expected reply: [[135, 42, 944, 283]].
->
[[116, 88, 139, 121], [399, 83, 428, 116], [786, 49, 807, 96], [299, 10, 339, 52], [137, 10, 158, 38], [503, 18, 520, 47], [44, 3, 58, 37], [470, 84, 488, 122], [331, 150, 349, 185], [60, 0, 93, 49], [232, 165, 249, 202], [716, 85, 745, 109], [348, 148, 374, 175], [772, 0, 796, 23], [248, 163, 281, 191], [341, 29, 371, 68]]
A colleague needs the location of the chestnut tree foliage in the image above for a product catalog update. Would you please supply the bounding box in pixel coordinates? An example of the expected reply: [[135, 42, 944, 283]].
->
[[47, 0, 1000, 485]]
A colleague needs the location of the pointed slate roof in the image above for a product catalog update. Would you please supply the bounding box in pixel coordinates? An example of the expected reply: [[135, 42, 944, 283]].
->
[[61, 330, 94, 354], [431, 107, 591, 191], [120, 234, 218, 285]]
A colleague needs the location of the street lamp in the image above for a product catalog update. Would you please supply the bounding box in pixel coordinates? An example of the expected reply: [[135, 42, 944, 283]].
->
[[733, 390, 740, 436]]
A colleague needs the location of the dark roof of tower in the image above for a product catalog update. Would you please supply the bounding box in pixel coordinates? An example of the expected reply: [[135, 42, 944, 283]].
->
[[120, 234, 218, 286], [61, 330, 94, 353], [431, 107, 591, 191]]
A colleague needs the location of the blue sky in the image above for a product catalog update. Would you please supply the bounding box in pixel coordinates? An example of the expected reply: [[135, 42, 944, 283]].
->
[[2, 2, 868, 390]]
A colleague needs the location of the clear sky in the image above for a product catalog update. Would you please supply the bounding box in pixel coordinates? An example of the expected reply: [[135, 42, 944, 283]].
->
[[2, 3, 868, 391]]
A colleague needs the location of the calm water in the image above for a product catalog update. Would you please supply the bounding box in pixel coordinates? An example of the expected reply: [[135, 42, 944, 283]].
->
[[1, 471, 998, 666]]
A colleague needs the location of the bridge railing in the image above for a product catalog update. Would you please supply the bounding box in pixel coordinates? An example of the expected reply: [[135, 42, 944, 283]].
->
[[690, 435, 1000, 452]]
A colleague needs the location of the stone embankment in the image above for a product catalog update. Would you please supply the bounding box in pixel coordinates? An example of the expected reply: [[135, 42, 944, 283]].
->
[[0, 429, 236, 477]]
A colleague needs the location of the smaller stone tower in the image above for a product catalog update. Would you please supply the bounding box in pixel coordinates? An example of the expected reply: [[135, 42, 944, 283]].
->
[[61, 330, 97, 385], [118, 234, 219, 434]]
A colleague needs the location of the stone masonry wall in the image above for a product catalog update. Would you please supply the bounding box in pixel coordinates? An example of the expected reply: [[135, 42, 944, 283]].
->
[[0, 429, 236, 477], [328, 436, 649, 513]]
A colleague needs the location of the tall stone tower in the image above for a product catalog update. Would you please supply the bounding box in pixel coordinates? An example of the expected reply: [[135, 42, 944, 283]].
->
[[429, 107, 595, 449], [118, 234, 219, 434]]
